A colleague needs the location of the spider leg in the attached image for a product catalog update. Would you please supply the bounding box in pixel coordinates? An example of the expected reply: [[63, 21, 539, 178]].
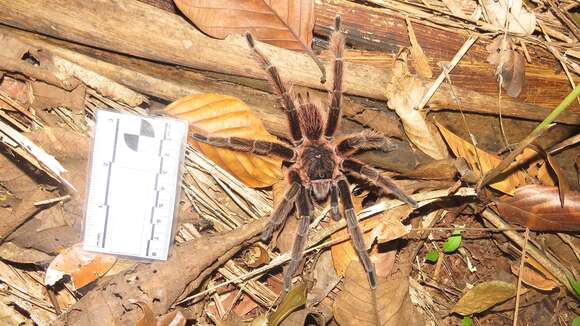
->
[[341, 159, 418, 208], [284, 186, 312, 292], [337, 178, 377, 289], [245, 33, 303, 144], [324, 15, 345, 139], [336, 130, 395, 156], [329, 183, 340, 220], [261, 170, 302, 241], [192, 133, 295, 161]]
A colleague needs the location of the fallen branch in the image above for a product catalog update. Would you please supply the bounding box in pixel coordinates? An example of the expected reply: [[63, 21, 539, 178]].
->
[[53, 217, 269, 325], [0, 0, 576, 124]]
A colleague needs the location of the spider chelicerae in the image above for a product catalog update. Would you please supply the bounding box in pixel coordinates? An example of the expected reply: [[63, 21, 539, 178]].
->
[[192, 16, 417, 291]]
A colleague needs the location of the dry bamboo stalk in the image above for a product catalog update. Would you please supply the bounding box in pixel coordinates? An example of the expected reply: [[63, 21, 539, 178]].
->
[[0, 0, 576, 124]]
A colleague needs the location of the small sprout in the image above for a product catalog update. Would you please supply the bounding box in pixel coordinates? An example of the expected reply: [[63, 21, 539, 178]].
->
[[443, 228, 462, 253], [568, 276, 580, 297], [425, 250, 439, 263], [461, 316, 473, 326]]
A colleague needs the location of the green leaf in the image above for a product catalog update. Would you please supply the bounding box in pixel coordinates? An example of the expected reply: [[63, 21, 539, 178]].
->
[[425, 250, 439, 263], [443, 229, 462, 253], [461, 316, 473, 326], [453, 281, 516, 315], [268, 282, 307, 326], [568, 277, 580, 297], [572, 316, 580, 326]]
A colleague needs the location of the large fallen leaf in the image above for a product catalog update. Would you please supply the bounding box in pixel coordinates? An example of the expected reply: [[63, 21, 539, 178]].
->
[[386, 51, 449, 160], [486, 36, 525, 98], [165, 93, 283, 187], [174, 0, 314, 51], [453, 281, 516, 315], [333, 261, 424, 326], [44, 244, 117, 290], [494, 185, 580, 231], [436, 122, 526, 195]]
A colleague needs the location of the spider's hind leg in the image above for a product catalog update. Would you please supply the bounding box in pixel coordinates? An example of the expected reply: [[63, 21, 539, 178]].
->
[[337, 178, 377, 289]]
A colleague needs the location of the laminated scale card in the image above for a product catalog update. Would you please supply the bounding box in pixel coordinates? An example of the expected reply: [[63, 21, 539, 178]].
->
[[83, 110, 187, 260]]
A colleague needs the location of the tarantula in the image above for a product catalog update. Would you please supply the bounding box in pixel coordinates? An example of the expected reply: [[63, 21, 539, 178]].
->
[[192, 16, 417, 291]]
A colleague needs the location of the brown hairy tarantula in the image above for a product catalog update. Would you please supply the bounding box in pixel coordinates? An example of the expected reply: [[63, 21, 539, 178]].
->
[[192, 16, 417, 291]]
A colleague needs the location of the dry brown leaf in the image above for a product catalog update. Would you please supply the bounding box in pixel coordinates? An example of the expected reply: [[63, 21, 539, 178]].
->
[[242, 245, 271, 268], [485, 0, 536, 35], [331, 191, 411, 278], [386, 52, 449, 160], [165, 93, 283, 187], [494, 185, 580, 231], [174, 0, 314, 51], [333, 261, 424, 326], [44, 244, 117, 290], [510, 264, 558, 291], [135, 301, 187, 326], [452, 280, 516, 315], [436, 122, 526, 195], [406, 19, 432, 79], [400, 158, 458, 180], [486, 36, 526, 97]]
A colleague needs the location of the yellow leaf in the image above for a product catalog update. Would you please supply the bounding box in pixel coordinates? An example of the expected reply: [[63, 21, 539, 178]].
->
[[436, 122, 526, 195], [165, 93, 283, 187]]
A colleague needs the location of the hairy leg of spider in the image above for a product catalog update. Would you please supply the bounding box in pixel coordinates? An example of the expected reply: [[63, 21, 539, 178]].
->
[[192, 133, 295, 160], [337, 178, 377, 289], [324, 15, 345, 139], [336, 130, 396, 156], [245, 33, 303, 143], [329, 183, 340, 220], [283, 186, 312, 292], [261, 180, 301, 241], [341, 159, 418, 208]]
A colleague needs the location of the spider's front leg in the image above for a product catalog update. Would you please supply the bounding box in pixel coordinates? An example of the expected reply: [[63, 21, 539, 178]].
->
[[283, 185, 312, 292], [261, 170, 302, 241], [191, 133, 295, 161], [337, 178, 377, 289], [342, 159, 418, 208]]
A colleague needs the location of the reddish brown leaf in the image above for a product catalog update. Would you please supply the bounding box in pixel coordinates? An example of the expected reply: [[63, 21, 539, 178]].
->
[[174, 0, 314, 51], [495, 185, 580, 231], [486, 36, 526, 98]]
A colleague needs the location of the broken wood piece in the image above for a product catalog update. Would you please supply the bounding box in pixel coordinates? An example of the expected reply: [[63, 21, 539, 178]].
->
[[0, 119, 74, 191], [0, 0, 576, 124], [0, 55, 79, 91]]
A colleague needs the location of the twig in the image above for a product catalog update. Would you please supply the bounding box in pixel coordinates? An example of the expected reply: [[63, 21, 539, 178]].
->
[[415, 35, 478, 112], [513, 228, 529, 326]]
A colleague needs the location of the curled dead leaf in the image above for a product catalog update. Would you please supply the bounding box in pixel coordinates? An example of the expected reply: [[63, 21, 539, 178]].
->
[[242, 245, 271, 268], [165, 93, 283, 187], [494, 185, 580, 231], [44, 244, 116, 290], [510, 264, 558, 291], [486, 36, 526, 98], [485, 0, 536, 35], [174, 0, 314, 52], [269, 282, 307, 326], [386, 51, 449, 160], [333, 261, 424, 326]]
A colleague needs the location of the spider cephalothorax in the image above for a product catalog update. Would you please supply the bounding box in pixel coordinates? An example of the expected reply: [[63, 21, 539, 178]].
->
[[192, 16, 417, 291]]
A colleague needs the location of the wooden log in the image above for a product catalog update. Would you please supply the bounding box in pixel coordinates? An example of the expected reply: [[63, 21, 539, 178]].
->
[[1, 26, 426, 172], [314, 0, 580, 115], [0, 0, 577, 124]]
